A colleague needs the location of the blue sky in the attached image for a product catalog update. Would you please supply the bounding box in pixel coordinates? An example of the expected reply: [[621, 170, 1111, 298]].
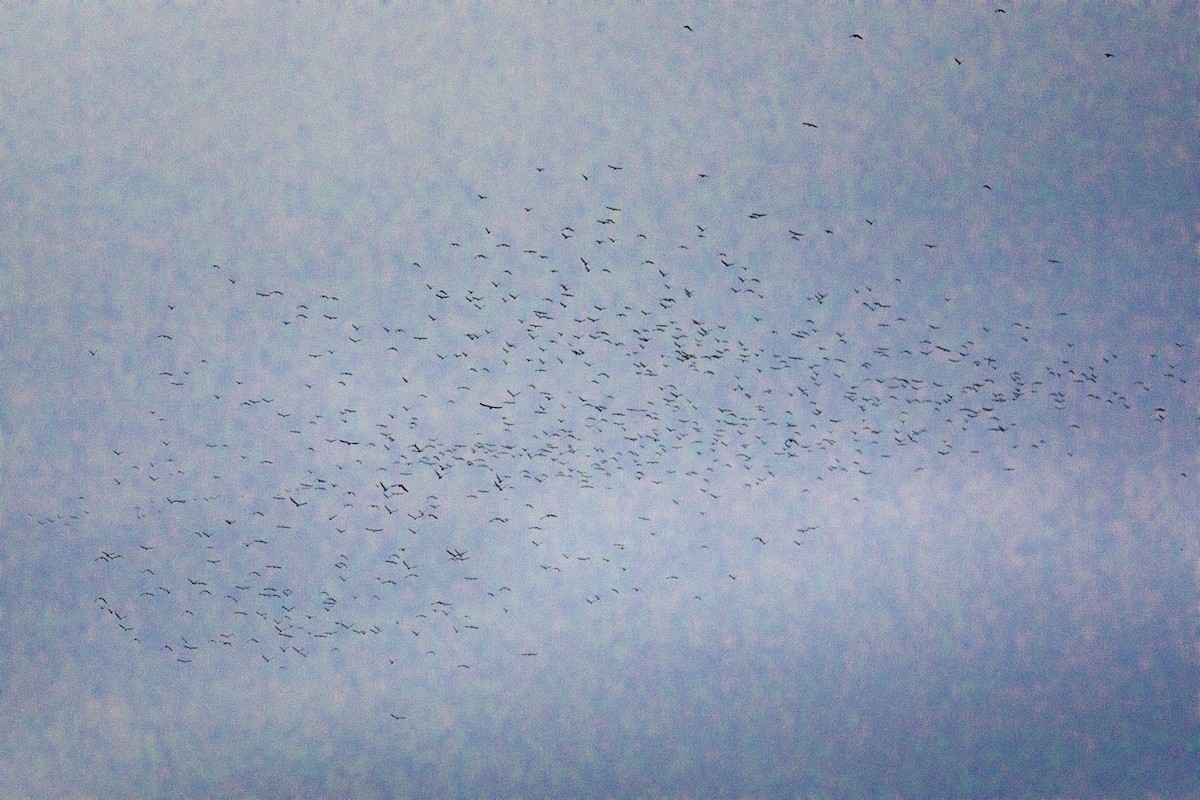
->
[[1, 4, 1197, 798]]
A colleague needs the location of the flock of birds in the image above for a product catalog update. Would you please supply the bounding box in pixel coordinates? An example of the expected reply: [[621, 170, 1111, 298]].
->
[[35, 23, 1190, 726], [72, 161, 1188, 686]]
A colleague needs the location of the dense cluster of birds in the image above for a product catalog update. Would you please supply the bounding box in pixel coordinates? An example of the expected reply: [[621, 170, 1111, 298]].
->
[[72, 162, 1188, 682], [34, 23, 1189, 724]]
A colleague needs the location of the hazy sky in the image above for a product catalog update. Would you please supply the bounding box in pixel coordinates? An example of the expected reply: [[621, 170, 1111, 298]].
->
[[1, 5, 1197, 799]]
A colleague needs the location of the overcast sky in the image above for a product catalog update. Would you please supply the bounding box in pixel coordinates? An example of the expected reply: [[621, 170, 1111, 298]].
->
[[1, 5, 1197, 799]]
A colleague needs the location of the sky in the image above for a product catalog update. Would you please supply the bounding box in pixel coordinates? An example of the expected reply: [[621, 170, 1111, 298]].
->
[[0, 4, 1197, 799]]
